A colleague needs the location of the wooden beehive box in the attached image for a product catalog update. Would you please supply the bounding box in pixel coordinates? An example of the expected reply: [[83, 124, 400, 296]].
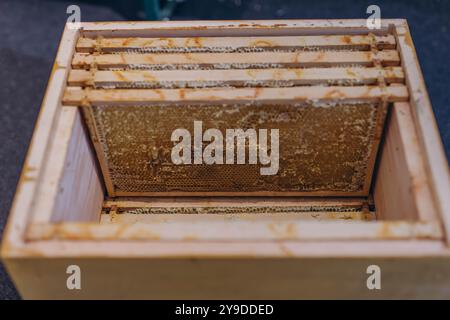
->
[[2, 20, 450, 299]]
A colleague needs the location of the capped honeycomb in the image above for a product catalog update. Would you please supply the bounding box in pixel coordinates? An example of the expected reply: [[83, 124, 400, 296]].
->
[[88, 102, 384, 195]]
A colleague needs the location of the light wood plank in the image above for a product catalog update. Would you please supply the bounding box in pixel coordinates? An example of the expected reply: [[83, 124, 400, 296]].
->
[[113, 191, 368, 197], [102, 197, 367, 209], [79, 105, 115, 196], [374, 102, 437, 221], [68, 67, 404, 87], [100, 198, 373, 222], [99, 212, 374, 224], [7, 244, 450, 299], [62, 85, 409, 105], [26, 220, 442, 241], [395, 24, 450, 243], [76, 34, 396, 52], [72, 50, 400, 69]]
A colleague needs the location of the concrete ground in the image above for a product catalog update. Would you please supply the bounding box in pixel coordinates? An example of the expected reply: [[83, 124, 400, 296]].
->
[[0, 0, 448, 299]]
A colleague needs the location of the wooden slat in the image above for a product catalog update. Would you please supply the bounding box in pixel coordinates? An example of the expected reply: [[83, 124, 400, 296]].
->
[[99, 212, 375, 224], [68, 67, 405, 87], [77, 19, 397, 38], [76, 34, 396, 52], [26, 221, 442, 241], [20, 27, 80, 226], [63, 85, 409, 105], [72, 50, 401, 69], [102, 197, 367, 209]]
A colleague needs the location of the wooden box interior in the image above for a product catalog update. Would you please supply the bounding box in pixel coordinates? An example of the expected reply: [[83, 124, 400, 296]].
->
[[26, 98, 442, 242], [39, 101, 439, 225]]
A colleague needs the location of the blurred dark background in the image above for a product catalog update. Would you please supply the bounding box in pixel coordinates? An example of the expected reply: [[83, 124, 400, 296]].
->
[[0, 0, 449, 299]]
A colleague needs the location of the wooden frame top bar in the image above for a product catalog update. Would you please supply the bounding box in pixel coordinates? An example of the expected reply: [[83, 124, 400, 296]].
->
[[77, 19, 399, 37], [72, 50, 401, 69], [68, 67, 405, 88], [76, 34, 396, 52], [63, 86, 408, 105]]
